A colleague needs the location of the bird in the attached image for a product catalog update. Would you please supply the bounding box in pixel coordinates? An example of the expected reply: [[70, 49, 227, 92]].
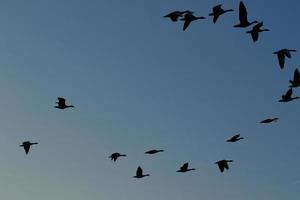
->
[[227, 134, 244, 142], [177, 162, 195, 173], [109, 152, 126, 162], [234, 1, 258, 28], [145, 149, 164, 154], [273, 49, 297, 69], [164, 10, 193, 22], [215, 160, 233, 172], [180, 12, 205, 31], [279, 88, 299, 102], [133, 166, 150, 178], [246, 22, 269, 42], [260, 118, 279, 124], [209, 4, 234, 24], [20, 141, 38, 155], [55, 97, 74, 109], [289, 69, 300, 88]]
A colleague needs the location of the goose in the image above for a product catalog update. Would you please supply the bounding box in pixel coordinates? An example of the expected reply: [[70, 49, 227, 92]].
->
[[289, 69, 300, 88], [164, 10, 193, 22], [260, 118, 279, 124], [109, 152, 127, 162], [227, 134, 244, 142], [246, 22, 269, 42], [215, 160, 233, 172], [55, 97, 74, 109], [177, 162, 195, 173], [145, 149, 164, 154], [273, 49, 297, 69], [234, 1, 258, 28], [180, 12, 205, 31], [279, 88, 299, 102], [209, 4, 233, 24], [133, 166, 150, 178], [20, 141, 38, 155]]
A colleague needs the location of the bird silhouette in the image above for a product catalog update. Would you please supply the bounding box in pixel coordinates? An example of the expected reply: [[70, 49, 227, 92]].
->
[[289, 69, 300, 88], [133, 166, 150, 178], [145, 149, 164, 154], [209, 4, 234, 24], [215, 160, 233, 172], [164, 10, 193, 22], [109, 152, 126, 162], [20, 141, 38, 155], [279, 88, 299, 102], [177, 162, 195, 173], [260, 118, 279, 124], [246, 22, 269, 42], [227, 134, 244, 142], [234, 1, 258, 28], [273, 49, 297, 69], [55, 97, 74, 109], [180, 12, 205, 31]]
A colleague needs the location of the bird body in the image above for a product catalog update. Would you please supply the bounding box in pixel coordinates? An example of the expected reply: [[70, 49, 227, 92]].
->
[[246, 22, 269, 42], [177, 162, 195, 173], [164, 10, 193, 22], [145, 149, 164, 154], [209, 4, 234, 23], [133, 166, 150, 178], [20, 141, 38, 154], [260, 118, 279, 124], [279, 88, 299, 102], [181, 12, 205, 31], [109, 152, 127, 162], [55, 97, 74, 109], [273, 49, 297, 69], [234, 1, 258, 28], [215, 160, 233, 172], [227, 134, 244, 142]]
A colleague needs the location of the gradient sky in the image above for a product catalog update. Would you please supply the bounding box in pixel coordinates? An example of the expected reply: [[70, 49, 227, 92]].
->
[[0, 0, 299, 199]]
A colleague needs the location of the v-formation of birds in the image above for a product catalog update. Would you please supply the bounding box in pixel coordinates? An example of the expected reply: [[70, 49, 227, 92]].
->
[[20, 1, 298, 179]]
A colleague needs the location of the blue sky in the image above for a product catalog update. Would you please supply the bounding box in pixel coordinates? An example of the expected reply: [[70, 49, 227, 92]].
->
[[0, 0, 299, 199]]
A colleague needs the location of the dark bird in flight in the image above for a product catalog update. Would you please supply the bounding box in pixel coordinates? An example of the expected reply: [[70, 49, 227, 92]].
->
[[209, 4, 234, 24], [279, 88, 299, 102], [164, 10, 193, 22], [145, 149, 164, 154], [260, 118, 279, 124], [289, 69, 300, 88], [215, 160, 233, 173], [273, 49, 297, 69], [20, 141, 38, 154], [133, 166, 150, 178], [109, 152, 126, 162], [55, 97, 74, 109], [180, 12, 205, 31], [234, 1, 258, 28], [177, 162, 195, 173], [227, 134, 244, 142], [246, 22, 269, 42]]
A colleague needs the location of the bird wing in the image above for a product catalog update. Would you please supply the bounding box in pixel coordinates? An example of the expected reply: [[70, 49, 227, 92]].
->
[[181, 162, 189, 170], [232, 134, 240, 140], [286, 89, 293, 98], [24, 145, 30, 154], [136, 166, 143, 176], [277, 53, 285, 69], [294, 69, 300, 80], [213, 4, 222, 13], [239, 1, 248, 23], [183, 19, 191, 31], [224, 162, 229, 170], [218, 163, 225, 172], [57, 97, 66, 104], [251, 31, 259, 42], [253, 22, 263, 30], [213, 14, 220, 24], [284, 50, 292, 58]]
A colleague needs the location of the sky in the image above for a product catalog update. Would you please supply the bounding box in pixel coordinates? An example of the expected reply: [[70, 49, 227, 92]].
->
[[0, 0, 299, 199]]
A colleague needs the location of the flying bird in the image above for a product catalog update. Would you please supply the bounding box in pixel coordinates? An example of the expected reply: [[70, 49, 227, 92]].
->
[[215, 160, 233, 173], [145, 149, 164, 154], [227, 134, 244, 142], [246, 22, 269, 42], [109, 152, 126, 162], [209, 4, 234, 24], [180, 12, 205, 31], [133, 166, 150, 178], [234, 1, 258, 28], [55, 97, 74, 109], [260, 118, 279, 124], [273, 49, 297, 69], [289, 69, 300, 88], [177, 162, 195, 173], [164, 10, 193, 22], [20, 141, 38, 155], [279, 88, 299, 102]]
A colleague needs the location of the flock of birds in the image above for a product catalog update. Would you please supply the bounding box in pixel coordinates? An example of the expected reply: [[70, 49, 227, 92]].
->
[[19, 1, 299, 180]]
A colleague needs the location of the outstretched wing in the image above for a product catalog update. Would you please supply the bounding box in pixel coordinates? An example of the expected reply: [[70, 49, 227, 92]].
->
[[136, 166, 143, 177], [284, 50, 292, 58], [232, 134, 240, 140], [218, 163, 225, 172], [183, 19, 191, 31], [251, 31, 259, 42], [239, 1, 248, 23], [286, 89, 293, 98], [294, 69, 300, 80], [24, 145, 30, 154], [181, 162, 189, 170], [277, 53, 285, 69], [57, 97, 66, 104]]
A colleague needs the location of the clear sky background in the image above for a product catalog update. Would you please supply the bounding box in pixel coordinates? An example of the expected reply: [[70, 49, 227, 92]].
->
[[0, 0, 299, 199]]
